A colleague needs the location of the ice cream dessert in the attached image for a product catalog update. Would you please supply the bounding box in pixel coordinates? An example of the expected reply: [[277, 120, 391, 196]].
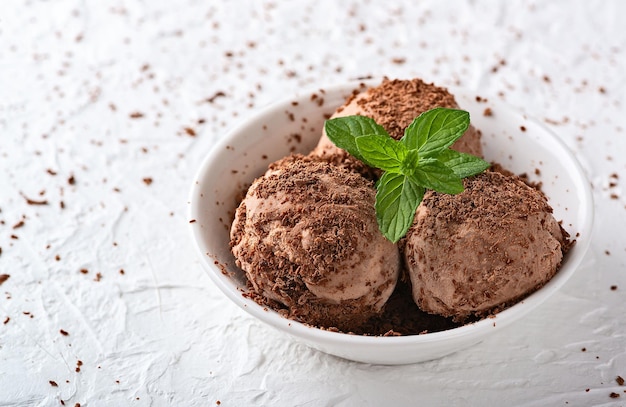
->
[[312, 78, 483, 177], [228, 77, 571, 335], [230, 154, 401, 332], [402, 170, 569, 321]]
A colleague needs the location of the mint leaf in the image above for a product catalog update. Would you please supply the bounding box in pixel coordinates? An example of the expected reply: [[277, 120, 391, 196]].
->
[[402, 108, 469, 157], [324, 116, 388, 162], [324, 107, 487, 242], [437, 149, 491, 178], [409, 158, 464, 194], [355, 134, 407, 173], [400, 149, 420, 174], [375, 172, 425, 243]]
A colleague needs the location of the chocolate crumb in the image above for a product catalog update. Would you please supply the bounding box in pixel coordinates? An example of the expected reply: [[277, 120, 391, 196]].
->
[[611, 285, 618, 291], [119, 269, 125, 275], [617, 376, 624, 386], [184, 127, 196, 136], [288, 133, 302, 143], [129, 112, 145, 119], [483, 107, 493, 117], [205, 91, 226, 103], [94, 272, 102, 282], [605, 250, 611, 255], [142, 177, 153, 186], [3, 317, 9, 325], [80, 268, 89, 274], [520, 125, 527, 132], [610, 392, 620, 398], [21, 193, 48, 205], [0, 274, 9, 286], [49, 381, 58, 387], [68, 175, 76, 185], [189, 219, 196, 223], [60, 329, 69, 336], [581, 347, 586, 352]]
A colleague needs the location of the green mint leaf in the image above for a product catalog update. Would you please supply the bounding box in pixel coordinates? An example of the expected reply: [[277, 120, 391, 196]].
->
[[409, 158, 464, 194], [400, 149, 419, 173], [355, 134, 408, 173], [375, 172, 425, 243], [401, 117, 426, 150], [437, 149, 491, 178], [401, 108, 470, 157], [324, 107, 488, 243], [324, 116, 389, 162]]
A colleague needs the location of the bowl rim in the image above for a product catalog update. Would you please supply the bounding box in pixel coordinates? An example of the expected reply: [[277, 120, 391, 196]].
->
[[188, 80, 595, 347]]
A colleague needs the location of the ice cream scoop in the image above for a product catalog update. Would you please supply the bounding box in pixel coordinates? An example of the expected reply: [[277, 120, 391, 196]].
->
[[402, 170, 568, 321], [311, 78, 483, 173], [230, 155, 401, 331]]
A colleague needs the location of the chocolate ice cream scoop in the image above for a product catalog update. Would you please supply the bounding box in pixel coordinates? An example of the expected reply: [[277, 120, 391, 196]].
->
[[230, 155, 401, 332], [311, 78, 483, 173], [402, 171, 568, 322]]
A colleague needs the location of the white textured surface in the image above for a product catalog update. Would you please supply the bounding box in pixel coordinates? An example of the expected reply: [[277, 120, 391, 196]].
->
[[1, 1, 625, 406]]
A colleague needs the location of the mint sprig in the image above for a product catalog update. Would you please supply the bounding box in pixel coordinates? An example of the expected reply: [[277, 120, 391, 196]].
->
[[324, 107, 490, 243]]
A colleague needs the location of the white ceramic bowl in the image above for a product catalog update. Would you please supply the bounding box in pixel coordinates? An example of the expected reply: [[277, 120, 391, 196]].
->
[[189, 81, 593, 365]]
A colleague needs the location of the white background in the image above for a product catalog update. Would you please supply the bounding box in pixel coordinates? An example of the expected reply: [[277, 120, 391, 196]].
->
[[1, 1, 625, 406]]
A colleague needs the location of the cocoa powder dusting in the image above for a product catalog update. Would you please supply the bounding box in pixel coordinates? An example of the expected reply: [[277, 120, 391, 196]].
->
[[356, 77, 459, 140], [419, 171, 554, 226]]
